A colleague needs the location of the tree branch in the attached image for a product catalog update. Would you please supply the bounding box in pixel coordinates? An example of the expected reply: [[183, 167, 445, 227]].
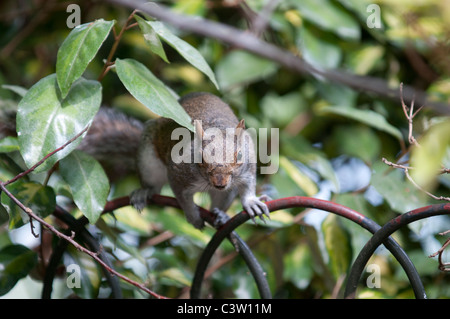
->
[[106, 0, 450, 115]]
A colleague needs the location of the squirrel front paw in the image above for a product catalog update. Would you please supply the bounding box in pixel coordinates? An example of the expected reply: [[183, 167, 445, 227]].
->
[[130, 188, 152, 211], [242, 195, 271, 224], [211, 208, 231, 228]]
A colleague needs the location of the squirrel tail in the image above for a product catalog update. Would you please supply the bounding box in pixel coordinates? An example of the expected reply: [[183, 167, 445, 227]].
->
[[79, 107, 144, 180], [1, 106, 144, 181]]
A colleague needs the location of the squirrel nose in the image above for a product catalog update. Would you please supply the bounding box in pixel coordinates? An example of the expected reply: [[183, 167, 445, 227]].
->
[[211, 175, 229, 189]]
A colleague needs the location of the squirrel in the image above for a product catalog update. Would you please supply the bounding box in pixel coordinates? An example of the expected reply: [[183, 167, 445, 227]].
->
[[1, 92, 270, 229], [129, 92, 270, 229]]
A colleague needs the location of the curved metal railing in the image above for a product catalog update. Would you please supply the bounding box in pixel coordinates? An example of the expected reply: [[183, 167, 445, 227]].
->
[[43, 195, 450, 299]]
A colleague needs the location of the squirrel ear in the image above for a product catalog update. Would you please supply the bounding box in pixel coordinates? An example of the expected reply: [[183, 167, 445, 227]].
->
[[235, 119, 245, 138], [236, 119, 245, 130], [194, 120, 204, 138]]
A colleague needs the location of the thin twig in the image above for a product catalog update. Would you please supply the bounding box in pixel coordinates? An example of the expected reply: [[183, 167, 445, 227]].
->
[[429, 232, 450, 272], [248, 0, 281, 37], [29, 217, 38, 238], [403, 169, 450, 201], [400, 83, 423, 147], [97, 10, 137, 81], [4, 126, 89, 187], [381, 84, 450, 203], [382, 158, 450, 201]]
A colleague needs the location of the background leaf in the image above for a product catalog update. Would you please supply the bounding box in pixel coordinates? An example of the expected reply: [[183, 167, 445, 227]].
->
[[216, 50, 277, 90], [410, 120, 450, 188], [283, 244, 313, 290], [321, 213, 352, 280], [115, 58, 194, 131], [297, 24, 342, 70], [0, 181, 55, 229], [290, 0, 361, 41], [17, 74, 102, 172], [146, 20, 219, 89], [64, 245, 102, 299], [59, 150, 109, 224], [135, 15, 169, 63], [56, 19, 114, 98], [371, 161, 430, 213], [0, 244, 37, 296], [317, 105, 403, 141], [0, 137, 19, 153]]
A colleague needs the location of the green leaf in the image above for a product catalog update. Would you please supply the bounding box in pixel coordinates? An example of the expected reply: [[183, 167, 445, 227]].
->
[[59, 150, 109, 224], [346, 45, 384, 75], [0, 181, 56, 229], [279, 156, 318, 196], [410, 120, 450, 188], [17, 74, 102, 172], [290, 0, 360, 41], [0, 244, 38, 296], [146, 20, 219, 89], [115, 58, 194, 131], [0, 154, 22, 181], [56, 19, 114, 98], [321, 213, 352, 280], [173, 0, 207, 15], [371, 161, 429, 213], [1, 84, 27, 97], [297, 24, 342, 69], [135, 15, 169, 63], [0, 137, 19, 153], [216, 50, 277, 90], [281, 133, 339, 190], [150, 207, 211, 244], [158, 267, 192, 287], [317, 105, 403, 141], [64, 245, 101, 299], [283, 244, 313, 289], [261, 91, 307, 127], [96, 216, 147, 265], [327, 126, 381, 162]]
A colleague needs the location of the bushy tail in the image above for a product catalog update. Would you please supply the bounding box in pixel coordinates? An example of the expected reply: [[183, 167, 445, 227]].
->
[[79, 107, 144, 180], [1, 106, 144, 180]]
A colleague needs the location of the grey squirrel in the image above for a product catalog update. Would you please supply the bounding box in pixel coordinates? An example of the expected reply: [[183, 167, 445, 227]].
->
[[84, 92, 269, 229], [1, 92, 270, 229]]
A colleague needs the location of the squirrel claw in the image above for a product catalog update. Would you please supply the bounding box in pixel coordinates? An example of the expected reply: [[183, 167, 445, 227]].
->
[[212, 208, 230, 228], [130, 188, 152, 212], [243, 197, 271, 225], [258, 195, 271, 220], [258, 194, 272, 202]]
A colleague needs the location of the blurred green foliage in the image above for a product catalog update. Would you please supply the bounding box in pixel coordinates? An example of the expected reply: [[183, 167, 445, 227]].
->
[[0, 0, 450, 299]]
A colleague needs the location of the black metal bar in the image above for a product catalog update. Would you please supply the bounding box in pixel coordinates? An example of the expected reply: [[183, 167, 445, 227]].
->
[[191, 213, 271, 298], [345, 203, 450, 299], [191, 196, 426, 299]]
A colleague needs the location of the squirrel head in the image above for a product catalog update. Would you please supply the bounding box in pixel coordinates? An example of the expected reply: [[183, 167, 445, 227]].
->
[[195, 119, 248, 190]]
